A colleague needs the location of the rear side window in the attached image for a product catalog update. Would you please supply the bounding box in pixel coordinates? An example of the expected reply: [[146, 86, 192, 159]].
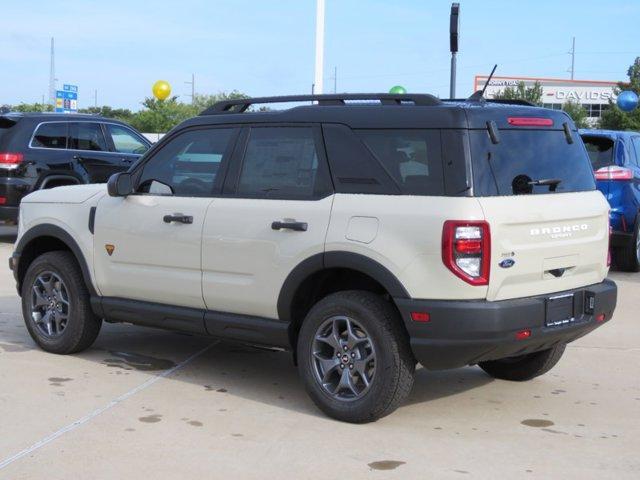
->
[[69, 123, 107, 151], [357, 130, 444, 195], [470, 129, 595, 196], [237, 127, 323, 198], [582, 135, 615, 170], [631, 137, 640, 167], [32, 123, 67, 149]]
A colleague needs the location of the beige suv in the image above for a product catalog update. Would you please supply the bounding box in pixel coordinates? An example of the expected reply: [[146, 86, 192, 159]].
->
[[9, 94, 617, 423]]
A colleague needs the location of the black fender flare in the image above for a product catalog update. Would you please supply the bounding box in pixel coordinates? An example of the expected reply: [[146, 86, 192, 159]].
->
[[14, 223, 97, 296], [276, 251, 410, 323]]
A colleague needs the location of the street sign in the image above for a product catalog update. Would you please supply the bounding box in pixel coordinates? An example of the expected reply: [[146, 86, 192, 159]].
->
[[55, 84, 78, 113]]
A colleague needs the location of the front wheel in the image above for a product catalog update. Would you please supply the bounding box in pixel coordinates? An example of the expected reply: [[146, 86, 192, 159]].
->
[[478, 343, 566, 381], [297, 291, 415, 423], [21, 251, 102, 354]]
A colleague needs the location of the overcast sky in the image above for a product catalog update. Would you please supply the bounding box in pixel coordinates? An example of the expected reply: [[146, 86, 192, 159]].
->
[[1, 0, 638, 110]]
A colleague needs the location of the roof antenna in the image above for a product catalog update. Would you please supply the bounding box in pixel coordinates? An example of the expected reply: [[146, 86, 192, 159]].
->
[[468, 64, 497, 102]]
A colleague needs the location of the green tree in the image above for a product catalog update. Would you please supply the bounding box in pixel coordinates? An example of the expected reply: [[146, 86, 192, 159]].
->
[[562, 100, 589, 129], [599, 57, 640, 130], [78, 106, 135, 122], [127, 97, 195, 133], [9, 102, 53, 112], [191, 90, 248, 113], [493, 81, 544, 106]]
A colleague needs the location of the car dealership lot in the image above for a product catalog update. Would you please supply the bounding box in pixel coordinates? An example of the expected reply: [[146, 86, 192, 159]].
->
[[0, 224, 638, 479]]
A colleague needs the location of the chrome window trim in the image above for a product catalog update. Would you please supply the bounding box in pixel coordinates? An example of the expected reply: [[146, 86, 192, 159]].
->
[[28, 120, 150, 155]]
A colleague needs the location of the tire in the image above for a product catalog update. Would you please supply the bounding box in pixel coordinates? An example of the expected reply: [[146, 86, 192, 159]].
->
[[21, 251, 102, 354], [478, 343, 566, 382], [614, 217, 640, 272], [297, 290, 415, 423]]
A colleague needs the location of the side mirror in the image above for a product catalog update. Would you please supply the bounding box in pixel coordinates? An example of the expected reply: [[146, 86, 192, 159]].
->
[[107, 172, 133, 197]]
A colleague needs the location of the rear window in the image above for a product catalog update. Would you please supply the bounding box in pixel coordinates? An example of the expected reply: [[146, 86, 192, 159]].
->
[[0, 117, 18, 143], [581, 135, 615, 170], [470, 129, 595, 196], [357, 129, 444, 195]]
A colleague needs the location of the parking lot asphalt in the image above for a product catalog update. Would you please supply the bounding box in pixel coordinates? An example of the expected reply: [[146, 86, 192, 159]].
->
[[0, 223, 638, 479]]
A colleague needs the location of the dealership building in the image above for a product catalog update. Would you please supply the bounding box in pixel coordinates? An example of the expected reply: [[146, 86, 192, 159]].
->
[[474, 75, 619, 125]]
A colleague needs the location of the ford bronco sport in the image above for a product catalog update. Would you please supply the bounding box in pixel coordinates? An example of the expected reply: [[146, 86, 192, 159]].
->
[[9, 94, 617, 423]]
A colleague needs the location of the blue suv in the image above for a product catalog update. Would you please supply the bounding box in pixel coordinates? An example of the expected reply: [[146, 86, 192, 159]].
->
[[580, 129, 640, 271]]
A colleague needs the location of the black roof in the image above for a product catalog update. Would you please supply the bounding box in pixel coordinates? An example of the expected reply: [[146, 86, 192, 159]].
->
[[181, 93, 573, 131], [0, 112, 104, 121]]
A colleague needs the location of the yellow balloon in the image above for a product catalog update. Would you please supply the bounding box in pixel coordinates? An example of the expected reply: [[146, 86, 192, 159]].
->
[[152, 80, 171, 100]]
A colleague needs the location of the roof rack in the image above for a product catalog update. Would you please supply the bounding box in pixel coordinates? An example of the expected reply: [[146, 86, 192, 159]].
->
[[443, 98, 537, 107], [201, 93, 443, 115]]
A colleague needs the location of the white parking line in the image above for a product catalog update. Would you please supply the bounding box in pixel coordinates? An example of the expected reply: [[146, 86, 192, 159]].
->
[[0, 342, 217, 471]]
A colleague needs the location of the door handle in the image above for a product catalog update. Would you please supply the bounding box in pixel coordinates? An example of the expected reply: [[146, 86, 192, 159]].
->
[[121, 158, 133, 164], [163, 213, 193, 224], [271, 220, 308, 231]]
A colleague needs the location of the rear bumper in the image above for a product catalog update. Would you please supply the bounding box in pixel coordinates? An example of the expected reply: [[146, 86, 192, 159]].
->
[[0, 176, 29, 221], [395, 279, 617, 370], [611, 231, 634, 248]]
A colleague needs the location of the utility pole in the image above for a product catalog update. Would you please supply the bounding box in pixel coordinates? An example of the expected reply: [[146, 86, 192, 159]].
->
[[314, 0, 325, 95], [332, 66, 337, 93], [185, 73, 195, 104], [48, 37, 56, 106], [568, 37, 576, 80], [449, 3, 460, 98], [94, 89, 98, 108]]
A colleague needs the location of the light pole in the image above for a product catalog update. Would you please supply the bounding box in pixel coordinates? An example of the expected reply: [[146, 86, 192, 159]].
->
[[314, 0, 325, 95], [449, 3, 460, 98]]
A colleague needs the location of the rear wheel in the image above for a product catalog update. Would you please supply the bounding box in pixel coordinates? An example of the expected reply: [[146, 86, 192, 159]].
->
[[297, 291, 415, 423], [615, 217, 640, 272], [478, 343, 566, 381], [21, 251, 102, 354]]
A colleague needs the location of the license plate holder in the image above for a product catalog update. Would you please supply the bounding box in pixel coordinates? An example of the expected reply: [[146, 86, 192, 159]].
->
[[545, 293, 575, 327]]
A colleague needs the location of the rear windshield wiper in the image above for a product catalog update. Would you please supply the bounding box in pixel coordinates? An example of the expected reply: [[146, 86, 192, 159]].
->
[[528, 178, 562, 192]]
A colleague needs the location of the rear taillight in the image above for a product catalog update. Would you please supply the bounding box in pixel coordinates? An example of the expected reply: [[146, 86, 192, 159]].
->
[[594, 166, 634, 181], [0, 152, 23, 170], [442, 221, 491, 286]]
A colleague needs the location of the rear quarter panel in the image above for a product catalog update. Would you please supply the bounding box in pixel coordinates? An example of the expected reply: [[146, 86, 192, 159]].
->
[[325, 194, 488, 300]]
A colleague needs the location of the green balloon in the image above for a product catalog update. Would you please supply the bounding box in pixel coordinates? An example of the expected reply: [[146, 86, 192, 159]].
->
[[389, 85, 407, 94]]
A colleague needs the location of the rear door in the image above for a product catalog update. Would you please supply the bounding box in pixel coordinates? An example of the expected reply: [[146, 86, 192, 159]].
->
[[201, 125, 334, 319], [69, 122, 122, 183], [470, 126, 609, 301]]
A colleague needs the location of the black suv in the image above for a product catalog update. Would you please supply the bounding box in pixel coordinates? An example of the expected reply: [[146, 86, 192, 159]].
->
[[0, 113, 151, 222]]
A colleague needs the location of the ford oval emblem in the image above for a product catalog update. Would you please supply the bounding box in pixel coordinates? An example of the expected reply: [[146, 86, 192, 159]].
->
[[499, 258, 515, 269]]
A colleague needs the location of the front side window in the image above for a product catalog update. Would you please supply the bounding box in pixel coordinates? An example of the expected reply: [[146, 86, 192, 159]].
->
[[32, 123, 67, 149], [357, 129, 444, 195], [237, 127, 321, 198], [69, 123, 107, 151], [106, 124, 149, 154], [137, 128, 235, 197]]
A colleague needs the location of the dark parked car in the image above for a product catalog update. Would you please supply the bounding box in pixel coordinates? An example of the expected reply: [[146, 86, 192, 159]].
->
[[580, 129, 640, 271], [0, 113, 151, 223]]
